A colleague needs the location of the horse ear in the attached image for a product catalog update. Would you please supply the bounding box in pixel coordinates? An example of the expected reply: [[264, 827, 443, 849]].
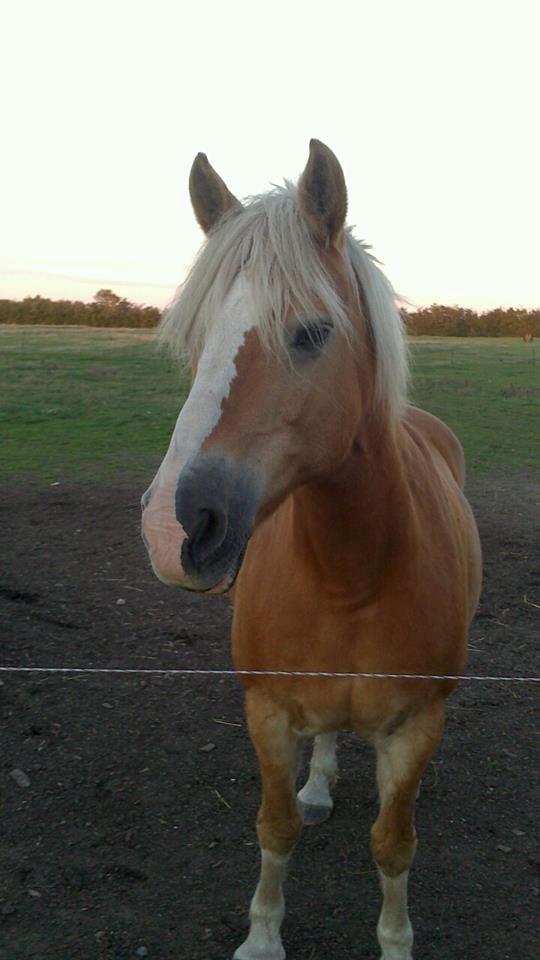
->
[[298, 139, 347, 246], [189, 153, 242, 234]]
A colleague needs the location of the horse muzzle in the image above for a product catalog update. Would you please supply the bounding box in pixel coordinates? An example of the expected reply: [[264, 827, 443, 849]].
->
[[141, 453, 261, 593]]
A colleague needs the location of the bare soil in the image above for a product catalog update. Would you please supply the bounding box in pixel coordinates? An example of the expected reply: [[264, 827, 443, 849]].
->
[[0, 474, 538, 960]]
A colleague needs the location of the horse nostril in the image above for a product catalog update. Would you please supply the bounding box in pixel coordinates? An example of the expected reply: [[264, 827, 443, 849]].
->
[[192, 508, 213, 541], [188, 506, 228, 568]]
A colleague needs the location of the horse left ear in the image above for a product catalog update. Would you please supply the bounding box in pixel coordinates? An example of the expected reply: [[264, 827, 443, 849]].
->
[[189, 153, 242, 234], [298, 139, 348, 247]]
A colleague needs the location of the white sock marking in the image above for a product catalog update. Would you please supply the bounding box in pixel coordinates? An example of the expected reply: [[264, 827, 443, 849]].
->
[[233, 850, 288, 960], [298, 733, 337, 809], [377, 870, 413, 960]]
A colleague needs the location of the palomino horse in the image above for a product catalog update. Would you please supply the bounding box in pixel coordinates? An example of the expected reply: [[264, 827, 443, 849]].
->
[[141, 140, 482, 959]]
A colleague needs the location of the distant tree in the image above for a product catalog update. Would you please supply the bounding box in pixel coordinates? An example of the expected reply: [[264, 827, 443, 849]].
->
[[94, 289, 123, 309]]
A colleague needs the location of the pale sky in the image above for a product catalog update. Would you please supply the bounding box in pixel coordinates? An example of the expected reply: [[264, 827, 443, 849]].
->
[[1, 0, 539, 311]]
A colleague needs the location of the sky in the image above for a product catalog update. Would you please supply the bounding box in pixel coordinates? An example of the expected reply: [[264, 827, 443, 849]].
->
[[1, 0, 539, 312]]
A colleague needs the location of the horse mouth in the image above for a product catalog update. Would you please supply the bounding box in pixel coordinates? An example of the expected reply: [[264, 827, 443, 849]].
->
[[202, 542, 248, 594], [185, 539, 248, 595]]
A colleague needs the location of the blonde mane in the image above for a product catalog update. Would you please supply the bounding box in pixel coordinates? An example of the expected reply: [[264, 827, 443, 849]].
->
[[160, 183, 408, 422]]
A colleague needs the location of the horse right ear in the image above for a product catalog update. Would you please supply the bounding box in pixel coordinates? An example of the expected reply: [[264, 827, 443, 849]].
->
[[298, 139, 347, 247], [189, 153, 242, 234]]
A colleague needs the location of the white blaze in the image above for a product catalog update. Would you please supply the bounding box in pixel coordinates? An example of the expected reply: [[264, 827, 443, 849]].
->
[[142, 276, 253, 584]]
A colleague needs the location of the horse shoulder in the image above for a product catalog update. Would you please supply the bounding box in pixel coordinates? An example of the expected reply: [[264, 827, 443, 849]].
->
[[401, 404, 482, 621], [402, 404, 466, 489]]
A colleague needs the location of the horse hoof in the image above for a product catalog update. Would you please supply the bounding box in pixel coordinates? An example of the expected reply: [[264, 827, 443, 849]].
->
[[233, 941, 285, 960], [300, 801, 333, 826]]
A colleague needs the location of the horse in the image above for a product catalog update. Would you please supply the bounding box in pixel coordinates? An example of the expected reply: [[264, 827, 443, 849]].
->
[[141, 140, 482, 960]]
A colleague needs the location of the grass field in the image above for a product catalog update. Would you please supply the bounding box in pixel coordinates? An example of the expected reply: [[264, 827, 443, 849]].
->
[[0, 326, 537, 481]]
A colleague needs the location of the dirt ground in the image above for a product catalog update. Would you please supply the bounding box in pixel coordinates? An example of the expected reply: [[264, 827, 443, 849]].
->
[[0, 474, 538, 960]]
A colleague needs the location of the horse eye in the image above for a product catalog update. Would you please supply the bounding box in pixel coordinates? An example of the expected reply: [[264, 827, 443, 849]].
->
[[292, 319, 334, 354]]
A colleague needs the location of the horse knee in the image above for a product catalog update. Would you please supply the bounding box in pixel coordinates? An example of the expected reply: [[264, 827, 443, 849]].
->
[[256, 805, 302, 856], [371, 821, 417, 878]]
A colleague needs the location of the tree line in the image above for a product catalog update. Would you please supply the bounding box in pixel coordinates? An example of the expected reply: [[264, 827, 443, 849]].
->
[[403, 304, 539, 339], [0, 290, 538, 338], [0, 290, 160, 329]]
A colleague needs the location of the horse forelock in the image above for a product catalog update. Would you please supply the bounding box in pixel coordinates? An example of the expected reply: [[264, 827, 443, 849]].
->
[[160, 183, 408, 424]]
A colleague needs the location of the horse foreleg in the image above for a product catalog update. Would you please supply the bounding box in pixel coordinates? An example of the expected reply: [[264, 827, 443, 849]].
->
[[370, 702, 444, 960], [233, 689, 302, 960], [297, 732, 338, 825]]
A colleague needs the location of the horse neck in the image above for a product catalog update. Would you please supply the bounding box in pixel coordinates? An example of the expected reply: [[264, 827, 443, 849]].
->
[[290, 412, 413, 599]]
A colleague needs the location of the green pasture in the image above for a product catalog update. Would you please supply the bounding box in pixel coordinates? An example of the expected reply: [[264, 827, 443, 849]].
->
[[0, 326, 189, 482], [408, 337, 538, 473], [0, 326, 537, 482]]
